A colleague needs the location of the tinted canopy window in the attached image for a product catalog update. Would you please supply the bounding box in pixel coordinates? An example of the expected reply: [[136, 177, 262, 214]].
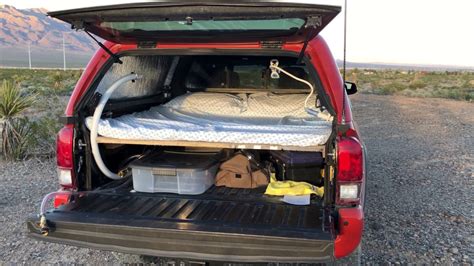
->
[[49, 2, 340, 44], [101, 18, 305, 32]]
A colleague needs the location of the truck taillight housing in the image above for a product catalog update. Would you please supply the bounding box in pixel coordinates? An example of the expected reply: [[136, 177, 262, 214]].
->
[[56, 125, 75, 189], [336, 137, 364, 205]]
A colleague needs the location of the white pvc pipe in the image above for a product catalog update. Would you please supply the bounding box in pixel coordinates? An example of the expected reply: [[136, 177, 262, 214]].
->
[[90, 73, 142, 179]]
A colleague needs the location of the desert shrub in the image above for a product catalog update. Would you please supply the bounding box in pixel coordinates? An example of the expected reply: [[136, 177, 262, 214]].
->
[[462, 79, 474, 88], [408, 80, 428, 89], [0, 80, 35, 160], [11, 74, 27, 84], [1, 117, 33, 160], [375, 82, 406, 94], [51, 71, 64, 89], [43, 71, 79, 96], [429, 87, 472, 101], [30, 116, 62, 157], [70, 70, 83, 80]]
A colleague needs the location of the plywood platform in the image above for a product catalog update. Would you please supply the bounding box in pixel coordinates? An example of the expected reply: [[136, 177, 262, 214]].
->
[[96, 136, 325, 152]]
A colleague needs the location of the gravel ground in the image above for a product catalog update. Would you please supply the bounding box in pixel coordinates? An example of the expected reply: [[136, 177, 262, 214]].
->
[[355, 95, 473, 264], [0, 94, 472, 264]]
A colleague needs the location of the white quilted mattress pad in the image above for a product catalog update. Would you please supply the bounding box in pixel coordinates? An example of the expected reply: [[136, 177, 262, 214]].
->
[[86, 92, 333, 147]]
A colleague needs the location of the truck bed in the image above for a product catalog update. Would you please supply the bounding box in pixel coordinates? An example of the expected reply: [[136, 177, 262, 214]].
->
[[28, 186, 335, 262]]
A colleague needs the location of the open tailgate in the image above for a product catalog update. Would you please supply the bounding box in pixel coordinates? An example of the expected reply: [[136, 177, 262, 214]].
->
[[28, 187, 335, 262], [48, 1, 340, 44]]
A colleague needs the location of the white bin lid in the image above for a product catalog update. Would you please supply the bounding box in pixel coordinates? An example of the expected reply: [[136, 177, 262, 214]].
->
[[130, 151, 219, 171]]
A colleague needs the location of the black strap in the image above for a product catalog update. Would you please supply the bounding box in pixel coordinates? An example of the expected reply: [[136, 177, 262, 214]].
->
[[84, 31, 123, 64], [296, 31, 312, 65]]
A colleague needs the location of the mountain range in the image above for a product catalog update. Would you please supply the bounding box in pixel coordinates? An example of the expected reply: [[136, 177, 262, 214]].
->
[[0, 4, 95, 52]]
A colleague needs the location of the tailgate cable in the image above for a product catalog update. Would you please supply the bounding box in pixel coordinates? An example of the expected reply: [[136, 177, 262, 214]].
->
[[37, 176, 132, 236], [37, 191, 67, 236]]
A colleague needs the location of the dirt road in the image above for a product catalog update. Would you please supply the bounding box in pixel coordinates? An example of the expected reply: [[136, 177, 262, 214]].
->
[[0, 94, 472, 264]]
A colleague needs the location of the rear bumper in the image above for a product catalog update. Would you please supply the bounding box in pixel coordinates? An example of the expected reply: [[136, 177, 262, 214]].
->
[[335, 207, 364, 258], [27, 215, 333, 263]]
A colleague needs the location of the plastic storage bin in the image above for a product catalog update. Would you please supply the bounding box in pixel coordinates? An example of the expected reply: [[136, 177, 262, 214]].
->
[[131, 151, 219, 194]]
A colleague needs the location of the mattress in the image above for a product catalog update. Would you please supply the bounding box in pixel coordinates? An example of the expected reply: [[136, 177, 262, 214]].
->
[[86, 92, 333, 147]]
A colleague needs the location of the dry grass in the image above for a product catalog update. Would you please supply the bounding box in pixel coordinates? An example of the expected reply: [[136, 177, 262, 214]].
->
[[0, 69, 81, 159], [345, 69, 474, 101]]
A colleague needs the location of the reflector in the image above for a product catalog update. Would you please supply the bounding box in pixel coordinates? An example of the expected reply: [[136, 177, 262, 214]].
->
[[53, 193, 71, 208]]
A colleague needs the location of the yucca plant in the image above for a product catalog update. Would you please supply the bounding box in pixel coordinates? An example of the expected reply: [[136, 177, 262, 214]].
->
[[0, 80, 35, 160], [2, 117, 33, 160], [52, 71, 63, 89]]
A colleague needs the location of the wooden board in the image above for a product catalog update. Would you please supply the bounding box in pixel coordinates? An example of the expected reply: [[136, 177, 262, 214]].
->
[[95, 136, 325, 152], [205, 88, 308, 94]]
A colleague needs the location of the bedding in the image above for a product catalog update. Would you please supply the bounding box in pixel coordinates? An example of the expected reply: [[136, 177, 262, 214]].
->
[[85, 92, 333, 147]]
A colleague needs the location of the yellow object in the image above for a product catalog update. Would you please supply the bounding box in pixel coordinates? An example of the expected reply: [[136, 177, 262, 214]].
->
[[39, 215, 49, 236], [265, 174, 324, 197]]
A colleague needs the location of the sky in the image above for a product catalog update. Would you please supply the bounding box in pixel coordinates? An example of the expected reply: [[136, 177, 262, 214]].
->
[[3, 0, 474, 67]]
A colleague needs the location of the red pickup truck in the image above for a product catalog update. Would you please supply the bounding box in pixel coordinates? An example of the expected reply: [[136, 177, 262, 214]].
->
[[27, 1, 365, 263]]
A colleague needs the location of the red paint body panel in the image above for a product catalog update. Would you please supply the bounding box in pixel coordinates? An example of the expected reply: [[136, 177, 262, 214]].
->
[[334, 207, 364, 258]]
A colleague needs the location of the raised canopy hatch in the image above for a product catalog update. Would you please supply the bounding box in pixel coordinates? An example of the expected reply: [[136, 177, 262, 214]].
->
[[48, 1, 340, 44]]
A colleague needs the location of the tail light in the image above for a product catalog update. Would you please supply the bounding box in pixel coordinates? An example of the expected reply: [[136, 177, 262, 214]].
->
[[336, 137, 364, 205], [56, 125, 75, 189], [53, 193, 72, 208]]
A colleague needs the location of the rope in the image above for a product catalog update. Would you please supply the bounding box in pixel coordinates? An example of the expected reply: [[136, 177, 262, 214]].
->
[[269, 63, 318, 116]]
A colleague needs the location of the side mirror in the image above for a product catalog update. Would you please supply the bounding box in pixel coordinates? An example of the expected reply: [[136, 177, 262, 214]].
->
[[344, 82, 358, 95]]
